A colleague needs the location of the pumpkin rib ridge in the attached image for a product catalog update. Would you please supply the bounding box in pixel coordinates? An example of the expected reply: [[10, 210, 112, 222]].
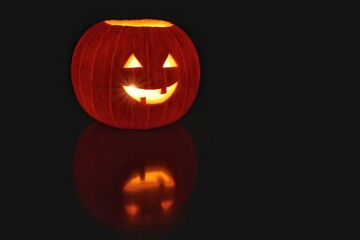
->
[[76, 25, 104, 114], [157, 29, 170, 126], [109, 26, 124, 127], [171, 26, 200, 119], [145, 27, 151, 129], [89, 27, 110, 121], [165, 27, 189, 120]]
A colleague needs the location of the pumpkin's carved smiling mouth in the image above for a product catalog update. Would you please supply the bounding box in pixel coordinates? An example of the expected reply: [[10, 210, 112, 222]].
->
[[123, 82, 178, 104]]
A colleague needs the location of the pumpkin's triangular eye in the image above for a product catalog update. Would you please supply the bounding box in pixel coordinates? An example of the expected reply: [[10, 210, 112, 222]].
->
[[124, 53, 143, 68], [163, 53, 178, 68]]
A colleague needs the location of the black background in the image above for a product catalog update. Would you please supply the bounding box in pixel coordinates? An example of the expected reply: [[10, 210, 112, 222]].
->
[[3, 3, 337, 239]]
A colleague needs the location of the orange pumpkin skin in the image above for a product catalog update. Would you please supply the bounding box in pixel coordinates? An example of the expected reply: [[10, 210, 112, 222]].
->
[[71, 19, 200, 129], [72, 121, 197, 229]]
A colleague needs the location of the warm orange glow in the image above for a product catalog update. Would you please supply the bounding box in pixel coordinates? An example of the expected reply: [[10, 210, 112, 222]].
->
[[124, 204, 139, 217], [123, 82, 178, 104], [124, 53, 143, 68], [123, 168, 175, 192], [163, 53, 178, 68], [105, 19, 173, 27], [161, 200, 174, 211]]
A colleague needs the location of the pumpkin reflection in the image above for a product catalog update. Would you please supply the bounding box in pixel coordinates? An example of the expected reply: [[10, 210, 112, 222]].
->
[[72, 121, 197, 231]]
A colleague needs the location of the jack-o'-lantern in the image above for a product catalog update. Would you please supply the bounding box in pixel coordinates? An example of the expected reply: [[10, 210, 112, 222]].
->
[[72, 121, 197, 232], [71, 19, 200, 129]]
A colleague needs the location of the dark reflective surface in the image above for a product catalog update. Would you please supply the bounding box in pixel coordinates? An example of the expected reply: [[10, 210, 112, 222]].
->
[[3, 5, 328, 240], [72, 121, 197, 239]]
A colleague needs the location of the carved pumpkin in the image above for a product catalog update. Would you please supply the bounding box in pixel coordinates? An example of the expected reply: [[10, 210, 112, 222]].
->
[[71, 19, 200, 129], [72, 121, 197, 231]]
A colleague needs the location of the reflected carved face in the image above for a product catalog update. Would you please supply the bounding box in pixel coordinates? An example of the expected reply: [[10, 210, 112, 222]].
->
[[123, 167, 176, 219]]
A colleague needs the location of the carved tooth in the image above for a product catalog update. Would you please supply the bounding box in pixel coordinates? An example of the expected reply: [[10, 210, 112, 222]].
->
[[161, 87, 167, 94]]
